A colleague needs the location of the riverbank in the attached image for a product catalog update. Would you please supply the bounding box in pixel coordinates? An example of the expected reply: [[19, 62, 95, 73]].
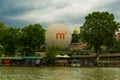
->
[[0, 52, 120, 67]]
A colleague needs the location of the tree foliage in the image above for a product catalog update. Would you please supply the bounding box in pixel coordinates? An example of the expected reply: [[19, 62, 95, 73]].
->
[[19, 24, 45, 52], [80, 12, 119, 53], [0, 45, 4, 56], [71, 33, 79, 43], [112, 41, 120, 50], [0, 22, 45, 56], [46, 46, 58, 65], [0, 24, 20, 56]]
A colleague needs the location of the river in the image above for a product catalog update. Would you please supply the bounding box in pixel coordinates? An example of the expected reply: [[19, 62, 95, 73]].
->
[[0, 67, 119, 80]]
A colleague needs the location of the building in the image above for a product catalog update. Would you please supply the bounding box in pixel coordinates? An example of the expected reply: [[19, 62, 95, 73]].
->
[[73, 28, 78, 34], [69, 42, 86, 50], [114, 32, 120, 41]]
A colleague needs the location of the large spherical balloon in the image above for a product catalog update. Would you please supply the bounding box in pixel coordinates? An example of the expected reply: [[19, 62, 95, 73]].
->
[[45, 23, 72, 49]]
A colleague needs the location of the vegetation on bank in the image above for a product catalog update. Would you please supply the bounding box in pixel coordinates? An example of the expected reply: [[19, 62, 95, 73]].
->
[[0, 11, 120, 58], [0, 23, 45, 56], [45, 45, 58, 65], [80, 12, 120, 60]]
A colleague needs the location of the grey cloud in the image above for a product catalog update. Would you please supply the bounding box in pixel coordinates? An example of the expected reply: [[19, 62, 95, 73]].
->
[[0, 0, 120, 30], [0, 16, 30, 28], [0, 0, 30, 16], [0, 0, 52, 16]]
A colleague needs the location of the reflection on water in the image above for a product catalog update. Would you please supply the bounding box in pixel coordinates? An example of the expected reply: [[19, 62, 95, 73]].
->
[[0, 67, 120, 80]]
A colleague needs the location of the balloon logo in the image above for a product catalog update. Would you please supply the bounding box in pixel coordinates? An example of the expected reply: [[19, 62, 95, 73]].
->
[[45, 23, 72, 49]]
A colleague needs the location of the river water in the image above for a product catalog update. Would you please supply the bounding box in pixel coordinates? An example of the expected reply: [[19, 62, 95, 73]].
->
[[0, 67, 119, 80]]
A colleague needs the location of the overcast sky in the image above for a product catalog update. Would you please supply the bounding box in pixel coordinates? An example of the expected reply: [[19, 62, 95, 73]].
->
[[0, 0, 120, 32]]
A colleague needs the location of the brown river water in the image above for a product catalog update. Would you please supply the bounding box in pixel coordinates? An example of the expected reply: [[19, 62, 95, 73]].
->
[[0, 67, 120, 80]]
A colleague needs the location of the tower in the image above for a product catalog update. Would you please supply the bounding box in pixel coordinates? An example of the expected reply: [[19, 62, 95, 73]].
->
[[73, 28, 78, 34]]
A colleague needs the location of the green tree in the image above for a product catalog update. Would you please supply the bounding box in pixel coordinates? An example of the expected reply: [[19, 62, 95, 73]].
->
[[0, 45, 4, 56], [46, 46, 58, 65], [80, 12, 119, 60], [0, 22, 7, 56], [112, 40, 120, 50], [71, 33, 79, 43], [0, 22, 7, 39], [0, 26, 20, 56], [19, 24, 45, 55]]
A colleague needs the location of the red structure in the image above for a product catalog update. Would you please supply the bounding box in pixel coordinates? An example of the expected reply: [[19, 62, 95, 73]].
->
[[3, 60, 10, 64]]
